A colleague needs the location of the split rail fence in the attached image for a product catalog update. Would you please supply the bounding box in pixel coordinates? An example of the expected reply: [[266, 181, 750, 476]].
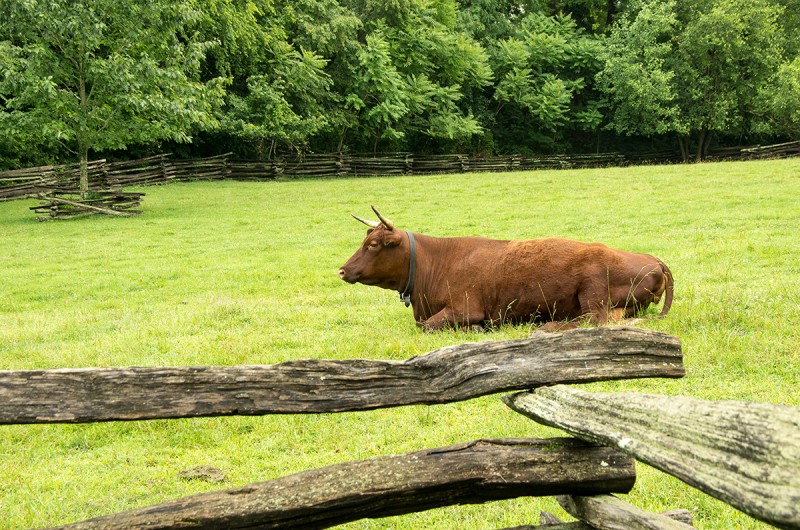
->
[[2, 327, 799, 529], [2, 140, 799, 202]]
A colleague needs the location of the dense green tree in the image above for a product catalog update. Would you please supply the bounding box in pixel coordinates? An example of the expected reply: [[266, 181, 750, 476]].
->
[[189, 0, 338, 157], [597, 1, 683, 137], [329, 0, 492, 152], [2, 0, 797, 167], [757, 56, 800, 138], [533, 0, 626, 32], [599, 0, 788, 161], [489, 12, 603, 153], [0, 0, 224, 194]]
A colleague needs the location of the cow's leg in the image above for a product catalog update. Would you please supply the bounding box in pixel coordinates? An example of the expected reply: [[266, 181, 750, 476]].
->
[[421, 306, 485, 332], [579, 286, 645, 328], [577, 280, 614, 325]]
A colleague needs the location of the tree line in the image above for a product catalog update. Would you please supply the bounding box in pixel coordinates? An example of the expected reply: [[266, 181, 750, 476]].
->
[[1, 0, 798, 176]]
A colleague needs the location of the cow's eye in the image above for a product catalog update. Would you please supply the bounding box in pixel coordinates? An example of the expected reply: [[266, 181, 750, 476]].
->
[[368, 241, 379, 249]]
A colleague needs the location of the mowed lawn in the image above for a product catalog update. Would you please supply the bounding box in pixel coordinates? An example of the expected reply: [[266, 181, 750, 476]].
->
[[1, 158, 799, 528]]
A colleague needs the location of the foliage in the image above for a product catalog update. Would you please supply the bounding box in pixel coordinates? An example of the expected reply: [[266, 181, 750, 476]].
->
[[0, 0, 225, 189], [599, 0, 791, 160], [333, 0, 492, 152], [490, 12, 604, 153], [1, 0, 799, 165], [757, 56, 800, 138], [597, 1, 683, 137], [220, 47, 333, 157], [1, 158, 799, 528]]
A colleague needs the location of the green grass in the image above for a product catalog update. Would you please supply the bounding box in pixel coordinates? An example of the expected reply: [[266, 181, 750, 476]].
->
[[1, 158, 799, 528]]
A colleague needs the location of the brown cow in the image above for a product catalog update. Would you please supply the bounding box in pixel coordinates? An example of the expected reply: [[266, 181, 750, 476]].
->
[[338, 207, 673, 331]]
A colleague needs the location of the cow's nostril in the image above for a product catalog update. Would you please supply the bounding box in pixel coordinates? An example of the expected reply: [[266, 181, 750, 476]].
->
[[338, 268, 346, 279]]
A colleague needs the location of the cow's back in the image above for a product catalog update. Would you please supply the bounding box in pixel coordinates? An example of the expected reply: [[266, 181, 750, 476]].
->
[[410, 234, 669, 327], [492, 238, 597, 322]]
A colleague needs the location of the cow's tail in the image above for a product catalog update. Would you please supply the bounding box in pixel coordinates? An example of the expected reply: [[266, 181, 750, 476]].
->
[[657, 259, 674, 318]]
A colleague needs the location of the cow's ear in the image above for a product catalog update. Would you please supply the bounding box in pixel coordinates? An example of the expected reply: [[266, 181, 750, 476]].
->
[[366, 228, 374, 235], [383, 231, 403, 247]]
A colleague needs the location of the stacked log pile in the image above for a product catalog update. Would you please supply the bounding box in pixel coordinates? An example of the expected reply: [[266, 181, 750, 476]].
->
[[227, 160, 281, 180], [0, 160, 107, 200], [470, 155, 523, 172], [706, 140, 800, 161], [740, 140, 800, 159], [518, 152, 633, 170], [621, 149, 684, 165], [30, 190, 145, 221], [412, 154, 468, 174]]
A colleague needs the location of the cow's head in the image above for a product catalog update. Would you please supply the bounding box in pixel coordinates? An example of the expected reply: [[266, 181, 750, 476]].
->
[[338, 206, 409, 292]]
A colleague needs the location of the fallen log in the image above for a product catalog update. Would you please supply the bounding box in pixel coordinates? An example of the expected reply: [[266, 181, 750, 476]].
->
[[557, 495, 694, 529], [0, 327, 682, 423], [504, 386, 800, 529], [52, 438, 636, 529], [501, 506, 693, 530]]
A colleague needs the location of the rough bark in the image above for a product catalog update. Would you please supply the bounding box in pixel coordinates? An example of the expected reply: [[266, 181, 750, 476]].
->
[[0, 326, 682, 424], [504, 386, 800, 529], [52, 438, 636, 530], [557, 495, 694, 529], [501, 506, 692, 529]]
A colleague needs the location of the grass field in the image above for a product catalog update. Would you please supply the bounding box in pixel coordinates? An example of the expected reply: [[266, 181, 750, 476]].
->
[[1, 158, 799, 528]]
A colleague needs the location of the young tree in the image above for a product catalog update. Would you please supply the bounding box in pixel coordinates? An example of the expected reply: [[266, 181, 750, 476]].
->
[[220, 46, 333, 157], [490, 12, 603, 153], [0, 0, 223, 196], [597, 1, 684, 137], [600, 0, 786, 161]]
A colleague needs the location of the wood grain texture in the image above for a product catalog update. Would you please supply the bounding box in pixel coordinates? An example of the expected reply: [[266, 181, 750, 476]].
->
[[52, 438, 636, 530], [557, 495, 694, 529], [500, 506, 692, 530], [0, 326, 682, 424], [505, 386, 800, 529]]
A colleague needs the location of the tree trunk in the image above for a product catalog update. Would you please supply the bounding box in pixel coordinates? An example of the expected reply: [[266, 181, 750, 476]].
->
[[79, 147, 89, 199], [701, 129, 713, 160], [677, 135, 689, 163], [606, 0, 618, 26], [78, 60, 90, 199], [695, 128, 711, 162]]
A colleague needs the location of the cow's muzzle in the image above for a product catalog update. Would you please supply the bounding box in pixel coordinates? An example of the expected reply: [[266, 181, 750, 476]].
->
[[338, 268, 355, 283]]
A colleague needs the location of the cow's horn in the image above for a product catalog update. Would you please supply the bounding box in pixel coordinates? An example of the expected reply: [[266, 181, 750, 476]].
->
[[371, 206, 394, 230], [352, 213, 381, 228]]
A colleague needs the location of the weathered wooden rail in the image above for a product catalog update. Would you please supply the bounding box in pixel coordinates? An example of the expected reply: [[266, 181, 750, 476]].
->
[[2, 326, 799, 529], [3, 141, 798, 203], [506, 386, 800, 529], [0, 327, 681, 423], [53, 438, 636, 530]]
